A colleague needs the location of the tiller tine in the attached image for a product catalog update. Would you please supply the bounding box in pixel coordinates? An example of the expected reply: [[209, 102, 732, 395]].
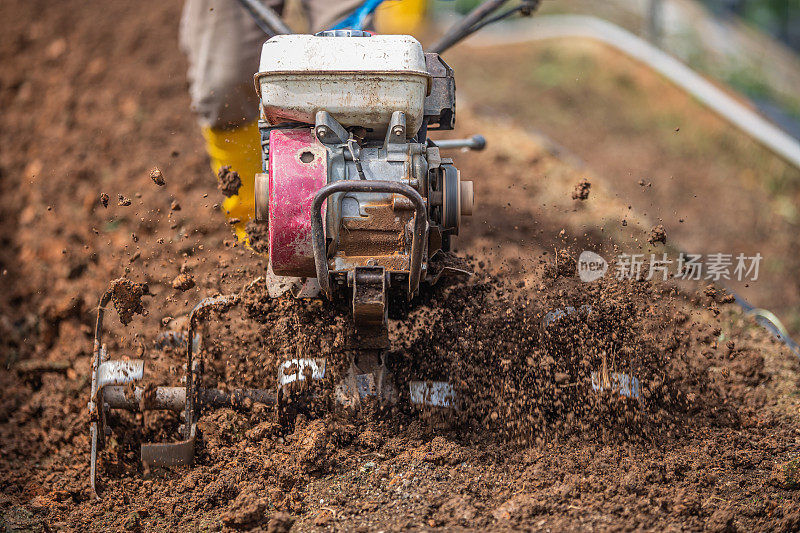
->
[[408, 381, 457, 409], [276, 357, 330, 424], [89, 291, 276, 498]]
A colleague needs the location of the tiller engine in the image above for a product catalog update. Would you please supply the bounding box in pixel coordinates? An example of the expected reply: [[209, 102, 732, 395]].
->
[[253, 30, 474, 407]]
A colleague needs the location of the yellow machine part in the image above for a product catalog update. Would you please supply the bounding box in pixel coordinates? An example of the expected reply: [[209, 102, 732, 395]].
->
[[201, 121, 261, 243], [374, 0, 427, 35]]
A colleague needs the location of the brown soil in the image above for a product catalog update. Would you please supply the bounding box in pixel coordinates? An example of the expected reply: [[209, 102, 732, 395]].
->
[[1, 1, 800, 532], [448, 39, 800, 335], [172, 273, 195, 292], [109, 278, 148, 326], [648, 224, 667, 246], [571, 178, 591, 201], [150, 168, 166, 187], [218, 166, 243, 198]]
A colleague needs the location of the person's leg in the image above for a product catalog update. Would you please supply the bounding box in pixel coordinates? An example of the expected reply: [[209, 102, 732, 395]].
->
[[200, 122, 261, 242], [180, 0, 280, 241]]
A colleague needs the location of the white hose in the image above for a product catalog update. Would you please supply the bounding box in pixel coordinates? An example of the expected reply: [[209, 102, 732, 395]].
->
[[468, 14, 800, 170]]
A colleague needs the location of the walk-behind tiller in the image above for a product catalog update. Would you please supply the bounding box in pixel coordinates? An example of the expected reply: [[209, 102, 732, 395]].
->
[[89, 0, 541, 496]]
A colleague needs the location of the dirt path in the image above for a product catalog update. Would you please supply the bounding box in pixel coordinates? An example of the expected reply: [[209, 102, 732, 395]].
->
[[1, 1, 800, 531]]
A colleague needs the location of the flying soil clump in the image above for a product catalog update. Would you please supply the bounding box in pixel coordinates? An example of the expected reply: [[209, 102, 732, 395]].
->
[[149, 167, 165, 186], [217, 165, 242, 197], [572, 178, 591, 200], [109, 277, 148, 325], [245, 221, 269, 255], [649, 224, 667, 245], [172, 273, 195, 291]]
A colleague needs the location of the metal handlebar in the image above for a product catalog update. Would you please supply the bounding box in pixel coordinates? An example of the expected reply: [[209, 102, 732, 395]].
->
[[311, 180, 428, 299], [433, 135, 486, 151], [234, 0, 292, 37]]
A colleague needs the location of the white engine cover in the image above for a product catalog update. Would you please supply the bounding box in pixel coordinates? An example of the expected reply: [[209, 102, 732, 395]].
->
[[255, 34, 430, 134]]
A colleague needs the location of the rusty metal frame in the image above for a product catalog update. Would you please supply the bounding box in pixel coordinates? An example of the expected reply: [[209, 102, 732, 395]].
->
[[311, 180, 427, 300], [89, 288, 113, 498], [234, 0, 291, 38]]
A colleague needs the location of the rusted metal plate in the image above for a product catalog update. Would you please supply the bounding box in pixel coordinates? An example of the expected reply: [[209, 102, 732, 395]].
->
[[352, 266, 387, 331], [332, 255, 409, 272], [268, 128, 327, 277], [336, 200, 413, 270], [141, 424, 196, 468], [312, 180, 427, 299]]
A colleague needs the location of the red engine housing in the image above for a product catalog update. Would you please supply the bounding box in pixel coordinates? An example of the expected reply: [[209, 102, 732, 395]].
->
[[268, 128, 328, 277]]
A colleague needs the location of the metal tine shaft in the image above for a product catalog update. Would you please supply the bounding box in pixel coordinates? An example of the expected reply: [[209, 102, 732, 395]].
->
[[104, 385, 277, 411]]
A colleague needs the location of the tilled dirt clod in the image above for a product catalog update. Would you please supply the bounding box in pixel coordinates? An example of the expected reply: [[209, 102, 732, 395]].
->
[[109, 277, 148, 325], [171, 273, 195, 291], [149, 167, 165, 186], [221, 490, 268, 529], [771, 458, 800, 490], [217, 165, 242, 198], [572, 177, 591, 200], [245, 221, 269, 254], [649, 224, 667, 245]]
